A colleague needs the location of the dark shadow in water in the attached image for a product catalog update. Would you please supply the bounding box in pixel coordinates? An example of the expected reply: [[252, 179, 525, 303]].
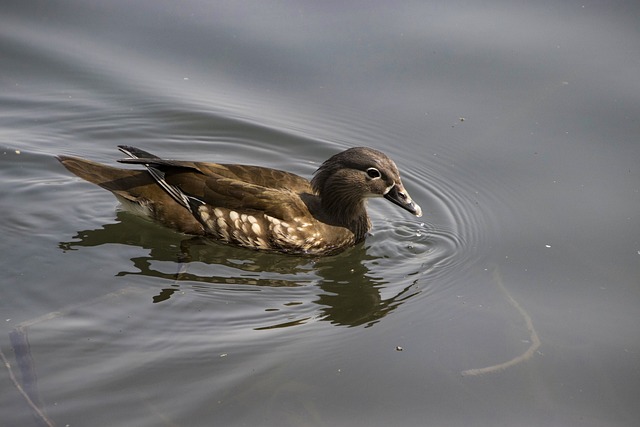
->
[[59, 212, 420, 328]]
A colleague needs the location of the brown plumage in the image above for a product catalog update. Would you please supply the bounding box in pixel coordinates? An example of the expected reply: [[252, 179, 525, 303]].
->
[[57, 146, 422, 255]]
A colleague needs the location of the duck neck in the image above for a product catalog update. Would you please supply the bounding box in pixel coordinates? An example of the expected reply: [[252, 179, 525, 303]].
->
[[320, 191, 371, 242]]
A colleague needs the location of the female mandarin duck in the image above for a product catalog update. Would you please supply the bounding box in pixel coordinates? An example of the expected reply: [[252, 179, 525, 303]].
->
[[58, 146, 422, 255]]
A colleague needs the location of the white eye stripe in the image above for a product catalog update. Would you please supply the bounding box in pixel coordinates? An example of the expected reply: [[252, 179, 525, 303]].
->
[[366, 167, 381, 179]]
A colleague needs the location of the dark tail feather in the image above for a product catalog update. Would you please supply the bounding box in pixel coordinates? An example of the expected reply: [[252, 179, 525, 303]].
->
[[118, 145, 161, 160], [115, 147, 196, 212], [144, 165, 196, 213]]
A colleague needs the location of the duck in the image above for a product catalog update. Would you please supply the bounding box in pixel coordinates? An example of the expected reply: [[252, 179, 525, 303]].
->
[[57, 146, 422, 256]]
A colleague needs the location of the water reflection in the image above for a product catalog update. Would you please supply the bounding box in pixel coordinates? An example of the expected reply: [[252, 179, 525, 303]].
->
[[59, 211, 420, 328]]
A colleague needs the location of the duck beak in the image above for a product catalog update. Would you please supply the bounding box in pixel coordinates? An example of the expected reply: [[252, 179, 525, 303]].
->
[[384, 184, 423, 217]]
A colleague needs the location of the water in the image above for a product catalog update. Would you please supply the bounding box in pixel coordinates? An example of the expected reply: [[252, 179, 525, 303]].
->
[[1, 1, 639, 426]]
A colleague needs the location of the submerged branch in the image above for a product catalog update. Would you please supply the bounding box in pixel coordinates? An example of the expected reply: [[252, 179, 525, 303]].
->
[[461, 266, 541, 376]]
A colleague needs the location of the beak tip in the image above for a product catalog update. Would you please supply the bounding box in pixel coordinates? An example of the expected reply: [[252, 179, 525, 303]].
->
[[384, 187, 423, 218]]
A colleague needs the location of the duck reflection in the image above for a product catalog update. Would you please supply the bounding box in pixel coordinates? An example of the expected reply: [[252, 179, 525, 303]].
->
[[59, 211, 419, 327]]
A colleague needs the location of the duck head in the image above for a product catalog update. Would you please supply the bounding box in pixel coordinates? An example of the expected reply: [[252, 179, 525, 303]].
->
[[311, 147, 422, 225]]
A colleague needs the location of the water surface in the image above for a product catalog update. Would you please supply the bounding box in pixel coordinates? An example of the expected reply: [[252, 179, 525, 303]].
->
[[1, 1, 639, 426]]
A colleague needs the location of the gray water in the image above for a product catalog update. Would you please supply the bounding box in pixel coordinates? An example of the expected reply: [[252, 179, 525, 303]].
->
[[1, 1, 639, 426]]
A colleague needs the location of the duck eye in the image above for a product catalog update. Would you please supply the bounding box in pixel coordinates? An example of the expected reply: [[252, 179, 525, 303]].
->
[[366, 167, 381, 179]]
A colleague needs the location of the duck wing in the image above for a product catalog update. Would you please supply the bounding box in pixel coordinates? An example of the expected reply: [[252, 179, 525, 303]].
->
[[117, 152, 313, 223]]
